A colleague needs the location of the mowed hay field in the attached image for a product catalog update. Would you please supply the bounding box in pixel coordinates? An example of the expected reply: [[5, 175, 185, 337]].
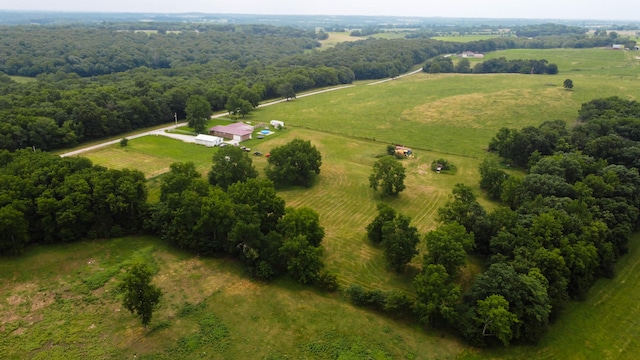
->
[[17, 47, 640, 359]]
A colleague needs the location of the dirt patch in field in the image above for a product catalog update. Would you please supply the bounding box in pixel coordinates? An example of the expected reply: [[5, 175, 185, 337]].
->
[[30, 291, 55, 312], [401, 88, 566, 127]]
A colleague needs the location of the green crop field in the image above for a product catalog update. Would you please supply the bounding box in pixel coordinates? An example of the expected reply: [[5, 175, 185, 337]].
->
[[13, 47, 640, 359]]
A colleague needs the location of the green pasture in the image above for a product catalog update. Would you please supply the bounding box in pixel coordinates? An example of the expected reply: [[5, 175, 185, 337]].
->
[[0, 236, 465, 359], [253, 48, 640, 158], [82, 136, 216, 178]]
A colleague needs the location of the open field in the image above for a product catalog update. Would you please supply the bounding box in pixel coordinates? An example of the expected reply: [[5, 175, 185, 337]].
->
[[8, 76, 37, 83], [56, 47, 640, 359], [0, 236, 465, 359], [317, 32, 363, 49]]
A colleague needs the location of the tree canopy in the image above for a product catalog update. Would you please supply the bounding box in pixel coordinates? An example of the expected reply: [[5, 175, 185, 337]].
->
[[117, 262, 162, 327], [369, 156, 406, 197], [266, 138, 322, 187], [208, 145, 259, 190]]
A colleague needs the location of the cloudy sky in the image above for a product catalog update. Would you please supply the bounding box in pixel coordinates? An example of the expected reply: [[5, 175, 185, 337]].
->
[[1, 0, 639, 21]]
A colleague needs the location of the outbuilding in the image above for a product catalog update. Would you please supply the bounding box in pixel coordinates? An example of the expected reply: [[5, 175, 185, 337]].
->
[[195, 134, 223, 147], [270, 120, 285, 129]]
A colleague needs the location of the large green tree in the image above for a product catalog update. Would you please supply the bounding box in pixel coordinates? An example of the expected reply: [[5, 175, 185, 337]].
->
[[365, 203, 397, 244], [266, 138, 322, 187], [208, 145, 258, 190], [277, 207, 325, 247], [382, 214, 420, 272], [117, 262, 162, 327], [279, 234, 324, 284], [475, 294, 519, 346], [424, 222, 474, 278], [369, 156, 406, 197], [414, 264, 461, 327], [185, 94, 211, 134]]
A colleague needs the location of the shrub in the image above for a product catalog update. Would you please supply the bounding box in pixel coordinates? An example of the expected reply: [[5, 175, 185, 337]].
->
[[316, 269, 339, 292]]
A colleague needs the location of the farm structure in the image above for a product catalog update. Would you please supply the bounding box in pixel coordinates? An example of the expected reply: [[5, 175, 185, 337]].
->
[[459, 51, 485, 58], [270, 120, 285, 129], [194, 134, 223, 147], [209, 122, 254, 143], [395, 145, 414, 158]]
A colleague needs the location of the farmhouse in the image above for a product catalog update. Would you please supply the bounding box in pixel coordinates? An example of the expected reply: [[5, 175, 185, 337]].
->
[[194, 134, 223, 147], [270, 120, 285, 129], [209, 122, 254, 143]]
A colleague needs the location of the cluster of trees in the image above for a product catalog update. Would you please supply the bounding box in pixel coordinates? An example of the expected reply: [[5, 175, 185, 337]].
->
[[148, 139, 328, 284], [435, 97, 640, 346], [0, 150, 147, 254], [366, 203, 419, 272], [424, 56, 558, 75]]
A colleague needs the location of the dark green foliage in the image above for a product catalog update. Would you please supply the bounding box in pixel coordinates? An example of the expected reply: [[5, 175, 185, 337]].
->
[[431, 158, 457, 173], [120, 138, 129, 147], [277, 207, 325, 247], [316, 269, 339, 292], [345, 285, 415, 318], [479, 158, 508, 199], [266, 138, 322, 188], [117, 262, 162, 327], [366, 203, 397, 245], [472, 58, 558, 74], [369, 156, 406, 197], [386, 144, 396, 156], [279, 235, 324, 284], [563, 78, 573, 90], [461, 263, 551, 345], [438, 184, 487, 237], [185, 95, 211, 134], [0, 150, 147, 253], [208, 145, 258, 190], [382, 214, 420, 272], [424, 222, 474, 278], [413, 264, 461, 327]]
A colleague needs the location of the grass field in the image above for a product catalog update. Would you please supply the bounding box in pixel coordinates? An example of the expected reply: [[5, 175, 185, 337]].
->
[[0, 236, 466, 359], [38, 47, 640, 358], [317, 32, 363, 49]]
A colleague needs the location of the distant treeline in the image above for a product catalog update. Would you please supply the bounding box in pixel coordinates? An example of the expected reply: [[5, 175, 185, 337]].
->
[[423, 57, 558, 74]]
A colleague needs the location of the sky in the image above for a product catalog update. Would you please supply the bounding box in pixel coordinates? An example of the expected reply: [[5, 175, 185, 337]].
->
[[1, 0, 639, 21]]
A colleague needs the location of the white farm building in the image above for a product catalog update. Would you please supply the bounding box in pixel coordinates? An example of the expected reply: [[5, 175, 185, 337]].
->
[[195, 134, 223, 147], [270, 120, 285, 129]]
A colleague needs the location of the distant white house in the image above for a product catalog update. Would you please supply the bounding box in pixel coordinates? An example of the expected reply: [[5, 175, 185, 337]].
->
[[195, 134, 223, 147], [460, 51, 484, 58], [612, 44, 624, 50], [270, 120, 285, 129]]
